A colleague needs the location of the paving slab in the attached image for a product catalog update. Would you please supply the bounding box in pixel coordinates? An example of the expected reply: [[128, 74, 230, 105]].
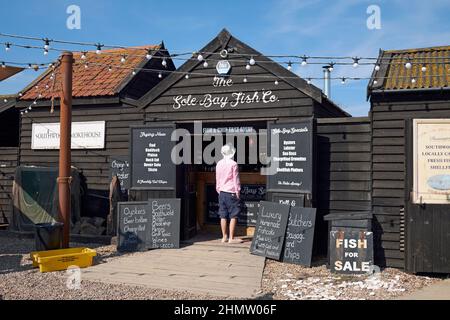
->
[[397, 279, 450, 300], [82, 239, 265, 298]]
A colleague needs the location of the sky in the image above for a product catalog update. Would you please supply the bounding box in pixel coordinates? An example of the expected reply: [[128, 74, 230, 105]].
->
[[0, 0, 449, 116]]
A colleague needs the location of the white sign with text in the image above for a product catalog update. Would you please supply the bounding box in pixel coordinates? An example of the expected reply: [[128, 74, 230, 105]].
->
[[31, 121, 105, 150]]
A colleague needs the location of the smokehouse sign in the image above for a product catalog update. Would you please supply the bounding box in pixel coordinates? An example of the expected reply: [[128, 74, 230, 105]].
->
[[172, 77, 279, 110], [130, 126, 175, 190], [31, 121, 105, 150], [413, 119, 450, 204]]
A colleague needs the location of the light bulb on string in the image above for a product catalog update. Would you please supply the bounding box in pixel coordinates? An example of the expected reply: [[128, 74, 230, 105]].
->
[[405, 59, 412, 69], [33, 101, 37, 105], [373, 80, 378, 85], [203, 60, 208, 68], [5, 43, 10, 52], [307, 78, 312, 85], [108, 66, 112, 72], [421, 65, 427, 72], [146, 49, 152, 60], [18, 92, 22, 97], [158, 72, 162, 79], [352, 57, 360, 68], [43, 38, 50, 50], [301, 55, 308, 66], [28, 106, 32, 110], [274, 80, 279, 85], [24, 110, 28, 114], [243, 77, 248, 83], [328, 62, 335, 72], [245, 64, 251, 70], [341, 77, 346, 85], [3, 98, 7, 103], [374, 64, 380, 71], [96, 44, 102, 54], [249, 56, 256, 66], [185, 73, 190, 79], [411, 78, 416, 84], [197, 53, 204, 61], [44, 48, 49, 55], [162, 58, 167, 67], [28, 64, 32, 69], [1, 62, 5, 68], [84, 63, 88, 69], [287, 61, 292, 71], [81, 52, 87, 60], [120, 55, 126, 63], [132, 70, 136, 75]]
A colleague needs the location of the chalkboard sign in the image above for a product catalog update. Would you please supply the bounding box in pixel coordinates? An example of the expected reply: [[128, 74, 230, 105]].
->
[[110, 156, 130, 191], [330, 231, 374, 274], [117, 201, 150, 252], [148, 198, 181, 249], [267, 120, 313, 193], [250, 201, 290, 260], [282, 207, 316, 266], [205, 184, 266, 226], [271, 193, 305, 207], [130, 126, 175, 190]]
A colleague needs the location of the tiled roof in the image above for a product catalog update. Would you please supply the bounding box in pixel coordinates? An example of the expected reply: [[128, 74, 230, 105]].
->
[[369, 45, 450, 92], [20, 45, 160, 100]]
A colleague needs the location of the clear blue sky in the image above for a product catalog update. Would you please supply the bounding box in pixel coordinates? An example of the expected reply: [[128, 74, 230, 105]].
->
[[0, 0, 449, 116]]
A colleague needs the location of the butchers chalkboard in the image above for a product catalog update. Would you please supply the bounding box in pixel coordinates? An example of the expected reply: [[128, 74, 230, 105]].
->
[[110, 156, 130, 191], [130, 126, 175, 190], [148, 198, 181, 249], [250, 201, 290, 260], [205, 184, 266, 226], [271, 193, 305, 208], [117, 201, 150, 252], [267, 120, 313, 193], [330, 231, 374, 274], [282, 207, 316, 266]]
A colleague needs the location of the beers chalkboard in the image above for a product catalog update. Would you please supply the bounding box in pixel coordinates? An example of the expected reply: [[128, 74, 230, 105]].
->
[[148, 198, 181, 249], [130, 126, 175, 190], [250, 201, 290, 260], [267, 120, 313, 193], [117, 201, 150, 252], [330, 231, 374, 274], [282, 207, 316, 266], [110, 156, 130, 191], [205, 184, 266, 226]]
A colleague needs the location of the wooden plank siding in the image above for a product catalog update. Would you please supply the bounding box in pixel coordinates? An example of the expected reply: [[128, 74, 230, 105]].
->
[[370, 93, 450, 269], [18, 104, 144, 192], [0, 147, 18, 224], [315, 117, 372, 255]]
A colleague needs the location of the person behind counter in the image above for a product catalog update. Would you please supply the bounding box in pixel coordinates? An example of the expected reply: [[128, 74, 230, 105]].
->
[[216, 143, 243, 244]]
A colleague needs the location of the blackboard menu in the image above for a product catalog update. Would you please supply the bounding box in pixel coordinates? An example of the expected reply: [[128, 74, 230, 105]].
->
[[250, 201, 290, 260], [282, 207, 316, 266], [271, 193, 305, 207], [205, 184, 266, 226], [148, 198, 181, 249], [267, 120, 313, 193], [330, 231, 374, 274], [117, 201, 149, 252], [130, 126, 175, 189], [110, 156, 130, 191]]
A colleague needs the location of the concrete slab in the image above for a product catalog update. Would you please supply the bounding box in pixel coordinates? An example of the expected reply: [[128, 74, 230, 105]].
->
[[397, 279, 450, 300], [82, 239, 265, 298]]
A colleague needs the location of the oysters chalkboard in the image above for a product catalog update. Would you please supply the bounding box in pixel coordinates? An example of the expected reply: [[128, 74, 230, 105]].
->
[[282, 207, 316, 266], [250, 201, 290, 260], [130, 126, 175, 190], [148, 198, 181, 249], [267, 120, 313, 193], [117, 201, 150, 252]]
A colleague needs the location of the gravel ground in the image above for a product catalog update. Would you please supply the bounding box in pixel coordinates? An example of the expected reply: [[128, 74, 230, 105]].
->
[[0, 234, 443, 300], [260, 259, 443, 300]]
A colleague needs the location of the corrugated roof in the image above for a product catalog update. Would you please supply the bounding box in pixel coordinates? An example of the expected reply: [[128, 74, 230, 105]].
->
[[20, 45, 160, 100], [369, 45, 450, 93]]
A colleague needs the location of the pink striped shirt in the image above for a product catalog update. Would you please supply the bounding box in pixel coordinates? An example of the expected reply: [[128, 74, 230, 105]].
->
[[215, 158, 241, 195]]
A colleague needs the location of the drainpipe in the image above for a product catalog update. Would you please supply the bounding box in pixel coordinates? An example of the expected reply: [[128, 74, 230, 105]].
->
[[323, 66, 331, 98]]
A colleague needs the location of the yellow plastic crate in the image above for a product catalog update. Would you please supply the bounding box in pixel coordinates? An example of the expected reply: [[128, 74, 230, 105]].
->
[[30, 248, 97, 273]]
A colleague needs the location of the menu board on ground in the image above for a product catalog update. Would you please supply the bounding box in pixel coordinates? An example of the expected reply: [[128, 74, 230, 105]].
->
[[117, 201, 150, 252], [282, 207, 316, 266], [148, 198, 181, 249], [250, 201, 290, 260], [110, 156, 130, 191], [267, 120, 313, 193], [130, 126, 175, 190], [205, 184, 266, 226]]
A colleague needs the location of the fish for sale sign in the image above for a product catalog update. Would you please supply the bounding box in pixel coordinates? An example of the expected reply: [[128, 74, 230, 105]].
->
[[330, 231, 374, 274]]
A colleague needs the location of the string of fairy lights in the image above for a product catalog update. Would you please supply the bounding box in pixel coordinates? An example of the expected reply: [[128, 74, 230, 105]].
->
[[0, 32, 449, 88]]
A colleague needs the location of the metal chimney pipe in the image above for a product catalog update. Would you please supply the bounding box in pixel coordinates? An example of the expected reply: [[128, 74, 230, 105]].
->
[[323, 66, 331, 98]]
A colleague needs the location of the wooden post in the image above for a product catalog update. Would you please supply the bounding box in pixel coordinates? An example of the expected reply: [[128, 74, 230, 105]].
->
[[58, 52, 73, 248]]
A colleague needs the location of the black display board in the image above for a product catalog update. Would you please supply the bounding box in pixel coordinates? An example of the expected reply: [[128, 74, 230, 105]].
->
[[330, 231, 374, 274], [117, 201, 150, 252], [117, 199, 181, 252], [271, 193, 305, 207], [110, 156, 130, 191], [130, 126, 175, 190], [250, 201, 290, 260], [267, 120, 313, 193], [205, 184, 266, 226], [148, 198, 181, 249], [282, 207, 316, 266]]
